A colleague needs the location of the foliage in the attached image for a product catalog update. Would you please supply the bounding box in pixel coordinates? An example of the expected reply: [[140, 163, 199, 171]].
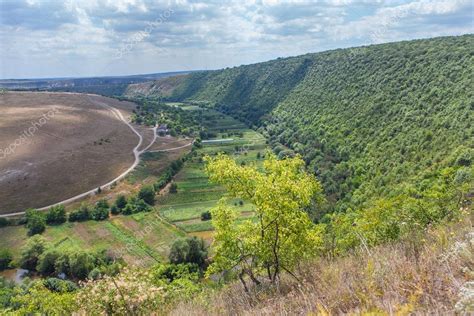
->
[[25, 209, 46, 236], [0, 249, 12, 271], [43, 278, 78, 293], [20, 235, 47, 270], [0, 218, 9, 228], [37, 250, 60, 276], [9, 282, 78, 314], [138, 185, 156, 205], [68, 203, 90, 222], [122, 196, 152, 215], [169, 237, 208, 269], [115, 194, 127, 210], [204, 153, 325, 285], [45, 205, 67, 225], [159, 35, 473, 214], [90, 199, 110, 221], [169, 182, 178, 194], [77, 267, 165, 315], [201, 210, 212, 221]]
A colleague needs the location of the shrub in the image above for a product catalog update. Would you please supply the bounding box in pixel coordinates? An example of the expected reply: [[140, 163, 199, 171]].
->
[[0, 249, 12, 271], [0, 218, 9, 228], [68, 251, 96, 280], [37, 250, 61, 276], [20, 235, 47, 270], [169, 237, 208, 269], [200, 211, 212, 221], [43, 278, 78, 293], [122, 197, 151, 215], [45, 205, 66, 225], [110, 205, 120, 215], [68, 204, 90, 222], [115, 195, 127, 210], [25, 209, 46, 236], [169, 182, 178, 194], [138, 185, 156, 205], [90, 200, 109, 221]]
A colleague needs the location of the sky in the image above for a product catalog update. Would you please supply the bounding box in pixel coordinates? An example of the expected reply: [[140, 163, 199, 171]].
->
[[0, 0, 472, 79]]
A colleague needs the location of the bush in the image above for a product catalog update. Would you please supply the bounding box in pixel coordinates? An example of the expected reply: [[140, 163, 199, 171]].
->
[[37, 250, 60, 276], [200, 211, 212, 221], [43, 278, 78, 293], [169, 182, 178, 194], [122, 197, 152, 215], [45, 205, 66, 225], [25, 209, 46, 236], [68, 251, 96, 280], [110, 205, 120, 215], [0, 249, 12, 271], [0, 218, 9, 228], [20, 235, 47, 270], [90, 200, 109, 221], [115, 195, 127, 210], [169, 237, 208, 269], [138, 185, 156, 205], [68, 204, 90, 222]]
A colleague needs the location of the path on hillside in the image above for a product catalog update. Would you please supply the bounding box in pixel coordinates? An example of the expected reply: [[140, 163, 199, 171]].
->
[[0, 96, 157, 218], [148, 140, 193, 153]]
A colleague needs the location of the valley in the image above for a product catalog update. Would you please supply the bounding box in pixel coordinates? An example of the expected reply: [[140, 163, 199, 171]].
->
[[0, 34, 472, 315]]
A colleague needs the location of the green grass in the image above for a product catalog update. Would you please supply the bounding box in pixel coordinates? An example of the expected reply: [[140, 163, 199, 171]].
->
[[0, 211, 183, 266]]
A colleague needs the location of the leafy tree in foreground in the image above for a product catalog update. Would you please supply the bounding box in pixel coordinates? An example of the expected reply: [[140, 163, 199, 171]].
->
[[204, 152, 325, 288]]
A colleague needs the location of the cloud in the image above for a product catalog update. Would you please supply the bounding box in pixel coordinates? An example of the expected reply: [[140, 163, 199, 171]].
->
[[0, 0, 472, 78]]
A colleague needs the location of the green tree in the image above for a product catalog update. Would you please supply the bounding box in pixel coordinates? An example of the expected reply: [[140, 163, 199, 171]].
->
[[68, 251, 96, 280], [37, 250, 61, 276], [138, 185, 156, 205], [20, 235, 47, 271], [205, 153, 325, 287], [68, 204, 90, 222], [115, 195, 127, 210], [200, 211, 212, 221], [0, 249, 12, 270], [25, 209, 46, 236], [169, 182, 178, 194], [169, 237, 208, 269], [45, 205, 66, 225], [90, 200, 109, 221]]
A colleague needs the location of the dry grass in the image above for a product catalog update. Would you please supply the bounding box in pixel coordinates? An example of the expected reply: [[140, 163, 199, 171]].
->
[[171, 216, 473, 315], [0, 92, 139, 213]]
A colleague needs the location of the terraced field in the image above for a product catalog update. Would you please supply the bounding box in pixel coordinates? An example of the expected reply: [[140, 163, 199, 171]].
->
[[156, 106, 267, 239]]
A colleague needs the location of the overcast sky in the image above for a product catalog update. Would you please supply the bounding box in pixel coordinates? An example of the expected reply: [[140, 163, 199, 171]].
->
[[0, 0, 472, 79]]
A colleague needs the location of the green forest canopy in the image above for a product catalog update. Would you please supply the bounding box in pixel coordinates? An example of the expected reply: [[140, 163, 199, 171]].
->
[[135, 35, 473, 213]]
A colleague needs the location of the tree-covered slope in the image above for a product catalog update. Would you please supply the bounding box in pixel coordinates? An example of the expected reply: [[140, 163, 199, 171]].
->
[[129, 35, 474, 212]]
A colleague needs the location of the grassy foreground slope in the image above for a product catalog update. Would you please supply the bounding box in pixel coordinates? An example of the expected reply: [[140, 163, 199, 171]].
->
[[129, 35, 473, 211]]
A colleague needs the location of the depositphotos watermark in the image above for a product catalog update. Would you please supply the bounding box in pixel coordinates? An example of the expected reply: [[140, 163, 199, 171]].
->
[[0, 107, 60, 160]]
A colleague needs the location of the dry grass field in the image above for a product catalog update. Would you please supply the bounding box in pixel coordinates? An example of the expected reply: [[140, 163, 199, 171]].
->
[[0, 92, 141, 214]]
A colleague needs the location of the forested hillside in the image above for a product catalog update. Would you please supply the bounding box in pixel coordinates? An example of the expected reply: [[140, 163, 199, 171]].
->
[[128, 35, 473, 212]]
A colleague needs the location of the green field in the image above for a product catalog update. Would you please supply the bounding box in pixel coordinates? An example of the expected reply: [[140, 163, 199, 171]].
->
[[157, 106, 266, 235], [0, 212, 185, 266]]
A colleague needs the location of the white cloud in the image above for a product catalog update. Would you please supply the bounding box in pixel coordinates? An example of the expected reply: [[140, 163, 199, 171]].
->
[[0, 0, 472, 78]]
